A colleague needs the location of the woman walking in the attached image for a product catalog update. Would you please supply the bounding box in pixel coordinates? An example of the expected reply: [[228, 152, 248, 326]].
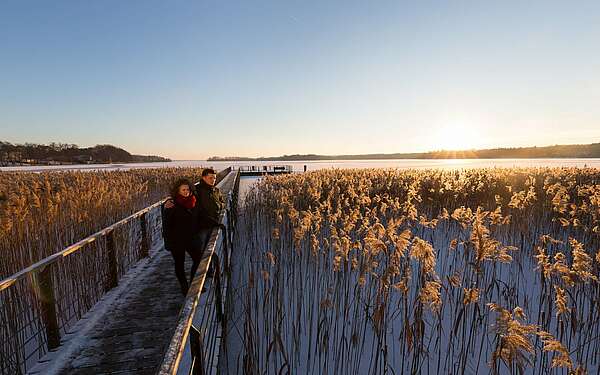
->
[[161, 179, 203, 295]]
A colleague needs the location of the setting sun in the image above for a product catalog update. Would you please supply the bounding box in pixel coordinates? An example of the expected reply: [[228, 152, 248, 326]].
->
[[433, 123, 482, 151]]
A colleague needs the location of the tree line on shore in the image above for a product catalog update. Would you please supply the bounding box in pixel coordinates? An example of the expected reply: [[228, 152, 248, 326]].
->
[[208, 142, 600, 161], [0, 141, 170, 166]]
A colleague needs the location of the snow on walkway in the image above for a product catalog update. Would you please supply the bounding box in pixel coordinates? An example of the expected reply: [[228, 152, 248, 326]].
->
[[29, 247, 187, 375]]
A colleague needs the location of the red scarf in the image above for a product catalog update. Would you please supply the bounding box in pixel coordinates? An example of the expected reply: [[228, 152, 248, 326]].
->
[[175, 194, 196, 209]]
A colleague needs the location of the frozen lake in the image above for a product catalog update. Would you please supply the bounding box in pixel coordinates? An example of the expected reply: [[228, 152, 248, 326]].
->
[[2, 158, 600, 173]]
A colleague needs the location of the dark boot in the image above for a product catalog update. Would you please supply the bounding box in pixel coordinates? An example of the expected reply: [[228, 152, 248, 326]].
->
[[190, 260, 200, 282], [180, 279, 189, 296]]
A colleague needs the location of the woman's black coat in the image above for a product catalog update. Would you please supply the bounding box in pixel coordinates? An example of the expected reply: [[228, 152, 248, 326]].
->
[[161, 199, 200, 251]]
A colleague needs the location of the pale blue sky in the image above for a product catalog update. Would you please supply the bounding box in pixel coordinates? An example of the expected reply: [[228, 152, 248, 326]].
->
[[1, 1, 599, 159]]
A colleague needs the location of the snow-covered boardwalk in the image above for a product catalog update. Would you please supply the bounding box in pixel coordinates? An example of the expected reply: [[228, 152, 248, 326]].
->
[[8, 170, 240, 375], [29, 238, 188, 375]]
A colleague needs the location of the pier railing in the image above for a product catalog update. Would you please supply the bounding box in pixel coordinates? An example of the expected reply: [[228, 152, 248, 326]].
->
[[159, 169, 240, 375], [234, 165, 293, 175], [0, 167, 232, 375]]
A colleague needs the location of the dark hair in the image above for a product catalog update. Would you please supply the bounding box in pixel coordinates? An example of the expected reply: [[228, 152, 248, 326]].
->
[[202, 168, 216, 177], [170, 178, 194, 198]]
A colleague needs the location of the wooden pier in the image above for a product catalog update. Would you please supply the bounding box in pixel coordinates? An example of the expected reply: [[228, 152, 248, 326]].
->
[[235, 165, 293, 176]]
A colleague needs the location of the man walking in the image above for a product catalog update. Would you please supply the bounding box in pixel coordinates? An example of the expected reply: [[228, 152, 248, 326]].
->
[[195, 168, 225, 249]]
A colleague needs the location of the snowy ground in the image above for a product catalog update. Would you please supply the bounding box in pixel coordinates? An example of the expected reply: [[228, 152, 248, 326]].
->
[[218, 211, 252, 374], [220, 176, 600, 375], [27, 239, 189, 375], [218, 177, 259, 374]]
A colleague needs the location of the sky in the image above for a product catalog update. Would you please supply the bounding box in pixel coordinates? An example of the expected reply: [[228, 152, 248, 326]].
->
[[1, 1, 600, 160]]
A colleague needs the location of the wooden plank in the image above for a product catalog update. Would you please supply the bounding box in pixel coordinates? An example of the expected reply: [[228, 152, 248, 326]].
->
[[139, 212, 149, 259], [105, 229, 118, 292]]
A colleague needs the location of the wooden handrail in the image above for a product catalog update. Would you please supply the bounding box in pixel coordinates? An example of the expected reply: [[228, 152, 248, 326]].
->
[[0, 167, 231, 292], [0, 199, 165, 292], [159, 169, 240, 375]]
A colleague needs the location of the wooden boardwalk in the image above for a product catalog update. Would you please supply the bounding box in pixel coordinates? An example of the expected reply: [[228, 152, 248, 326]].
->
[[29, 242, 194, 374], [26, 171, 238, 375]]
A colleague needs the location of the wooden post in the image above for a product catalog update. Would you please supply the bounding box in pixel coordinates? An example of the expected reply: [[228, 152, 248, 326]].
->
[[189, 325, 206, 375], [227, 208, 233, 246], [105, 230, 118, 291], [222, 214, 231, 273], [213, 255, 224, 326], [33, 265, 61, 350], [139, 212, 149, 259]]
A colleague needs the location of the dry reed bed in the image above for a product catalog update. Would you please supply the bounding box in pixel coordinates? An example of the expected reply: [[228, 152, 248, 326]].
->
[[0, 167, 205, 373], [0, 168, 207, 278], [238, 167, 600, 375]]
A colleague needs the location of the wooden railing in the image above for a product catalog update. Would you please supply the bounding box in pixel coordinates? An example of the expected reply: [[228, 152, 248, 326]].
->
[[159, 169, 240, 375], [234, 165, 293, 173], [0, 167, 232, 375]]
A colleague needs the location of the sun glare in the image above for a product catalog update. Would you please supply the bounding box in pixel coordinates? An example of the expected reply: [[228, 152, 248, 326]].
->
[[434, 123, 480, 151]]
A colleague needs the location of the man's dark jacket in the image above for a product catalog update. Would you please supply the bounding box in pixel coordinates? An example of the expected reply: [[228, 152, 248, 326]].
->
[[195, 180, 225, 229]]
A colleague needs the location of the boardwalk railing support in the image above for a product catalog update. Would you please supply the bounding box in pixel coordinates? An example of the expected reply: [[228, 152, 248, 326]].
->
[[213, 255, 224, 325], [225, 208, 233, 272], [139, 212, 149, 259], [189, 325, 206, 375], [221, 222, 230, 275], [32, 265, 61, 350], [105, 229, 118, 291]]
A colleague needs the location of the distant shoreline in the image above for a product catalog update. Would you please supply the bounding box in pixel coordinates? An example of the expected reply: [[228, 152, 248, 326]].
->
[[207, 156, 600, 162], [0, 160, 169, 168], [0, 141, 171, 166], [3, 158, 600, 173], [8, 156, 600, 167], [208, 142, 600, 161]]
